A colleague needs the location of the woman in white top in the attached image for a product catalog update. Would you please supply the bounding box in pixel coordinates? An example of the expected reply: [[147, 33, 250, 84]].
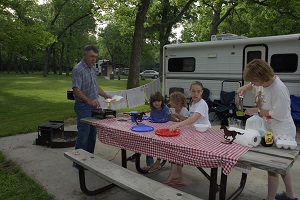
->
[[237, 59, 297, 200]]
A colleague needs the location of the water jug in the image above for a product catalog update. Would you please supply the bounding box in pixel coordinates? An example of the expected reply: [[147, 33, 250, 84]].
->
[[245, 113, 265, 135]]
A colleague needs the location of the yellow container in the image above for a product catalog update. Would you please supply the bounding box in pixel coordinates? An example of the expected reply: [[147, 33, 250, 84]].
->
[[264, 132, 273, 145]]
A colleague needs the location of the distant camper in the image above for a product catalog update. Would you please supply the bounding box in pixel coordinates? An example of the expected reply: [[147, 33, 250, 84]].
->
[[94, 59, 109, 75]]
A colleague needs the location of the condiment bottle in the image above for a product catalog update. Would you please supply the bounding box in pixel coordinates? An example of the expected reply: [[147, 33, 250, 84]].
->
[[239, 95, 244, 111], [261, 115, 273, 147]]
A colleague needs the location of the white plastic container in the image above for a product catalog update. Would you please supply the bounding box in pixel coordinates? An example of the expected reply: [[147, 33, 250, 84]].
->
[[274, 135, 298, 150], [245, 113, 265, 135]]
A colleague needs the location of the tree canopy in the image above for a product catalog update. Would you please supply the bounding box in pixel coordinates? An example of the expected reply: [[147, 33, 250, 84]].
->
[[0, 0, 299, 85]]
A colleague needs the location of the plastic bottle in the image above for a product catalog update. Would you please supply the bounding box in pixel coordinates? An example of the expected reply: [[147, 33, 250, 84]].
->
[[245, 113, 265, 135], [261, 115, 273, 147], [227, 109, 236, 127]]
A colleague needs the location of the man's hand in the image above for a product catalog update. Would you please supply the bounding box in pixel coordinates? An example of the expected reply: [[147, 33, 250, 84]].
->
[[88, 99, 101, 108], [106, 94, 113, 99]]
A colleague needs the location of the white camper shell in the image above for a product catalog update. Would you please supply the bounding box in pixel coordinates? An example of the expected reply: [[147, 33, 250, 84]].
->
[[163, 33, 300, 107]]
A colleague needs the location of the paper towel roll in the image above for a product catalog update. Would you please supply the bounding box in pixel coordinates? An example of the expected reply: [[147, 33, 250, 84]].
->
[[228, 127, 261, 147]]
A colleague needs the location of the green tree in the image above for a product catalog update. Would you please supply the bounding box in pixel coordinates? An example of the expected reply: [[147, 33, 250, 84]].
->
[[41, 0, 98, 77], [0, 0, 55, 73]]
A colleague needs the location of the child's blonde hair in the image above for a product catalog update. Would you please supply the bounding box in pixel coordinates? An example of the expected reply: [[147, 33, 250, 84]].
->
[[170, 92, 188, 108]]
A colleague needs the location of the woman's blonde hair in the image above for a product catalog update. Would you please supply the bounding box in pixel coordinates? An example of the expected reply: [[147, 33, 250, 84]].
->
[[169, 92, 188, 108], [243, 59, 274, 82]]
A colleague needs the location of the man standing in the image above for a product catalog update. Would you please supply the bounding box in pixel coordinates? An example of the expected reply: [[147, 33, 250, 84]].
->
[[72, 45, 111, 158]]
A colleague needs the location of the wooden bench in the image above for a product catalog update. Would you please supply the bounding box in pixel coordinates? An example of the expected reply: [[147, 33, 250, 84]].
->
[[64, 149, 202, 200]]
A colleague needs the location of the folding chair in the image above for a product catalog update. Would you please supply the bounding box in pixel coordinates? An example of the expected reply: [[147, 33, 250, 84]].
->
[[202, 88, 213, 113], [165, 87, 184, 104], [213, 80, 241, 125], [290, 95, 300, 122]]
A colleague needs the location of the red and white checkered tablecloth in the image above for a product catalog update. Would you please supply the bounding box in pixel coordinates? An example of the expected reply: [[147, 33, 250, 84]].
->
[[93, 118, 250, 175]]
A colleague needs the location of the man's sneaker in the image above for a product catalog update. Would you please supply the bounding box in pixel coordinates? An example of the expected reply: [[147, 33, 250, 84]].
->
[[276, 192, 298, 200]]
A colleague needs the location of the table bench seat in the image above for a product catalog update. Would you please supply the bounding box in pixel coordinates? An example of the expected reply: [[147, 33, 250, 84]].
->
[[238, 145, 300, 174], [64, 149, 202, 200]]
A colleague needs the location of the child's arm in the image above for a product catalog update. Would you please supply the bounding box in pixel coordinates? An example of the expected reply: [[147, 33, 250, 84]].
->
[[171, 107, 189, 122], [171, 113, 188, 122], [169, 113, 201, 131], [162, 106, 171, 120]]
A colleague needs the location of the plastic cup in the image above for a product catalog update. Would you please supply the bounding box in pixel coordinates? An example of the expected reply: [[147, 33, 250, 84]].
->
[[130, 111, 138, 122]]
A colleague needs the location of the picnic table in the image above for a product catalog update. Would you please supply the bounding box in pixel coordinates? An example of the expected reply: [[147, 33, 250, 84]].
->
[[80, 117, 299, 200]]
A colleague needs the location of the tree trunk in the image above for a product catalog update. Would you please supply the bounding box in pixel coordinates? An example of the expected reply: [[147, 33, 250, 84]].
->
[[127, 0, 151, 89], [209, 10, 221, 40], [52, 48, 57, 74], [158, 0, 172, 79], [59, 43, 64, 75], [65, 42, 70, 76], [208, 2, 238, 40], [43, 43, 55, 77], [43, 48, 50, 77]]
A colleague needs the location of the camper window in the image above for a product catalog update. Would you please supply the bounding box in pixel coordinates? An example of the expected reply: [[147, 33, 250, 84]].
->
[[168, 57, 195, 72], [247, 51, 262, 63], [271, 53, 298, 73]]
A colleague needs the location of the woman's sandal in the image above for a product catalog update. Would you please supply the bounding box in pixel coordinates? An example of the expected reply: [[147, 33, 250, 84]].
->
[[164, 179, 187, 187], [141, 166, 152, 171], [148, 165, 162, 173]]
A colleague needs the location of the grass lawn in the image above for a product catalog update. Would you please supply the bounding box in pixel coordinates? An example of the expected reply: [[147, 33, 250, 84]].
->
[[0, 72, 152, 199], [0, 151, 54, 200], [0, 72, 151, 137]]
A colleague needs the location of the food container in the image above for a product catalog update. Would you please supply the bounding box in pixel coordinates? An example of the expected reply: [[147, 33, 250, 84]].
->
[[130, 111, 138, 122], [194, 124, 209, 132]]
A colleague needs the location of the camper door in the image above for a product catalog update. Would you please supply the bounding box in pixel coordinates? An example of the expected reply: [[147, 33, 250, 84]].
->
[[242, 45, 267, 108]]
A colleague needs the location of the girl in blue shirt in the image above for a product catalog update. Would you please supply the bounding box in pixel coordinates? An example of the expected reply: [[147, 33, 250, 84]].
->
[[143, 91, 171, 171]]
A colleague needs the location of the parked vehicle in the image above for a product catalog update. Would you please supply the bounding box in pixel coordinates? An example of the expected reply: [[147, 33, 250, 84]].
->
[[163, 33, 300, 107], [122, 68, 129, 75], [140, 70, 159, 79]]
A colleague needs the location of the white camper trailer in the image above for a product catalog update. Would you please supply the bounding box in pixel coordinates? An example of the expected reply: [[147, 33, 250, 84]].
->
[[163, 33, 300, 107]]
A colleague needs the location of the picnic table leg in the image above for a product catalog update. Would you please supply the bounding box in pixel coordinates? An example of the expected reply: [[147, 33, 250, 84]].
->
[[225, 172, 247, 200], [219, 171, 227, 200], [209, 168, 218, 200], [78, 165, 115, 196], [121, 149, 127, 168], [135, 153, 149, 174]]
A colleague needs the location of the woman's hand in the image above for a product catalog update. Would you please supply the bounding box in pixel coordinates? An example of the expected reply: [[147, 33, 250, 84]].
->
[[236, 83, 252, 97], [244, 107, 259, 116]]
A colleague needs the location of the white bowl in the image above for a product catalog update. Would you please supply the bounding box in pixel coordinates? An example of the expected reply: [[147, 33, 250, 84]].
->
[[194, 124, 209, 132]]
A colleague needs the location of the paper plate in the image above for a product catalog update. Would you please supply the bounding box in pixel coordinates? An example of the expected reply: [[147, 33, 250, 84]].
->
[[103, 99, 120, 103], [155, 129, 180, 137], [149, 118, 169, 123], [131, 125, 154, 132]]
